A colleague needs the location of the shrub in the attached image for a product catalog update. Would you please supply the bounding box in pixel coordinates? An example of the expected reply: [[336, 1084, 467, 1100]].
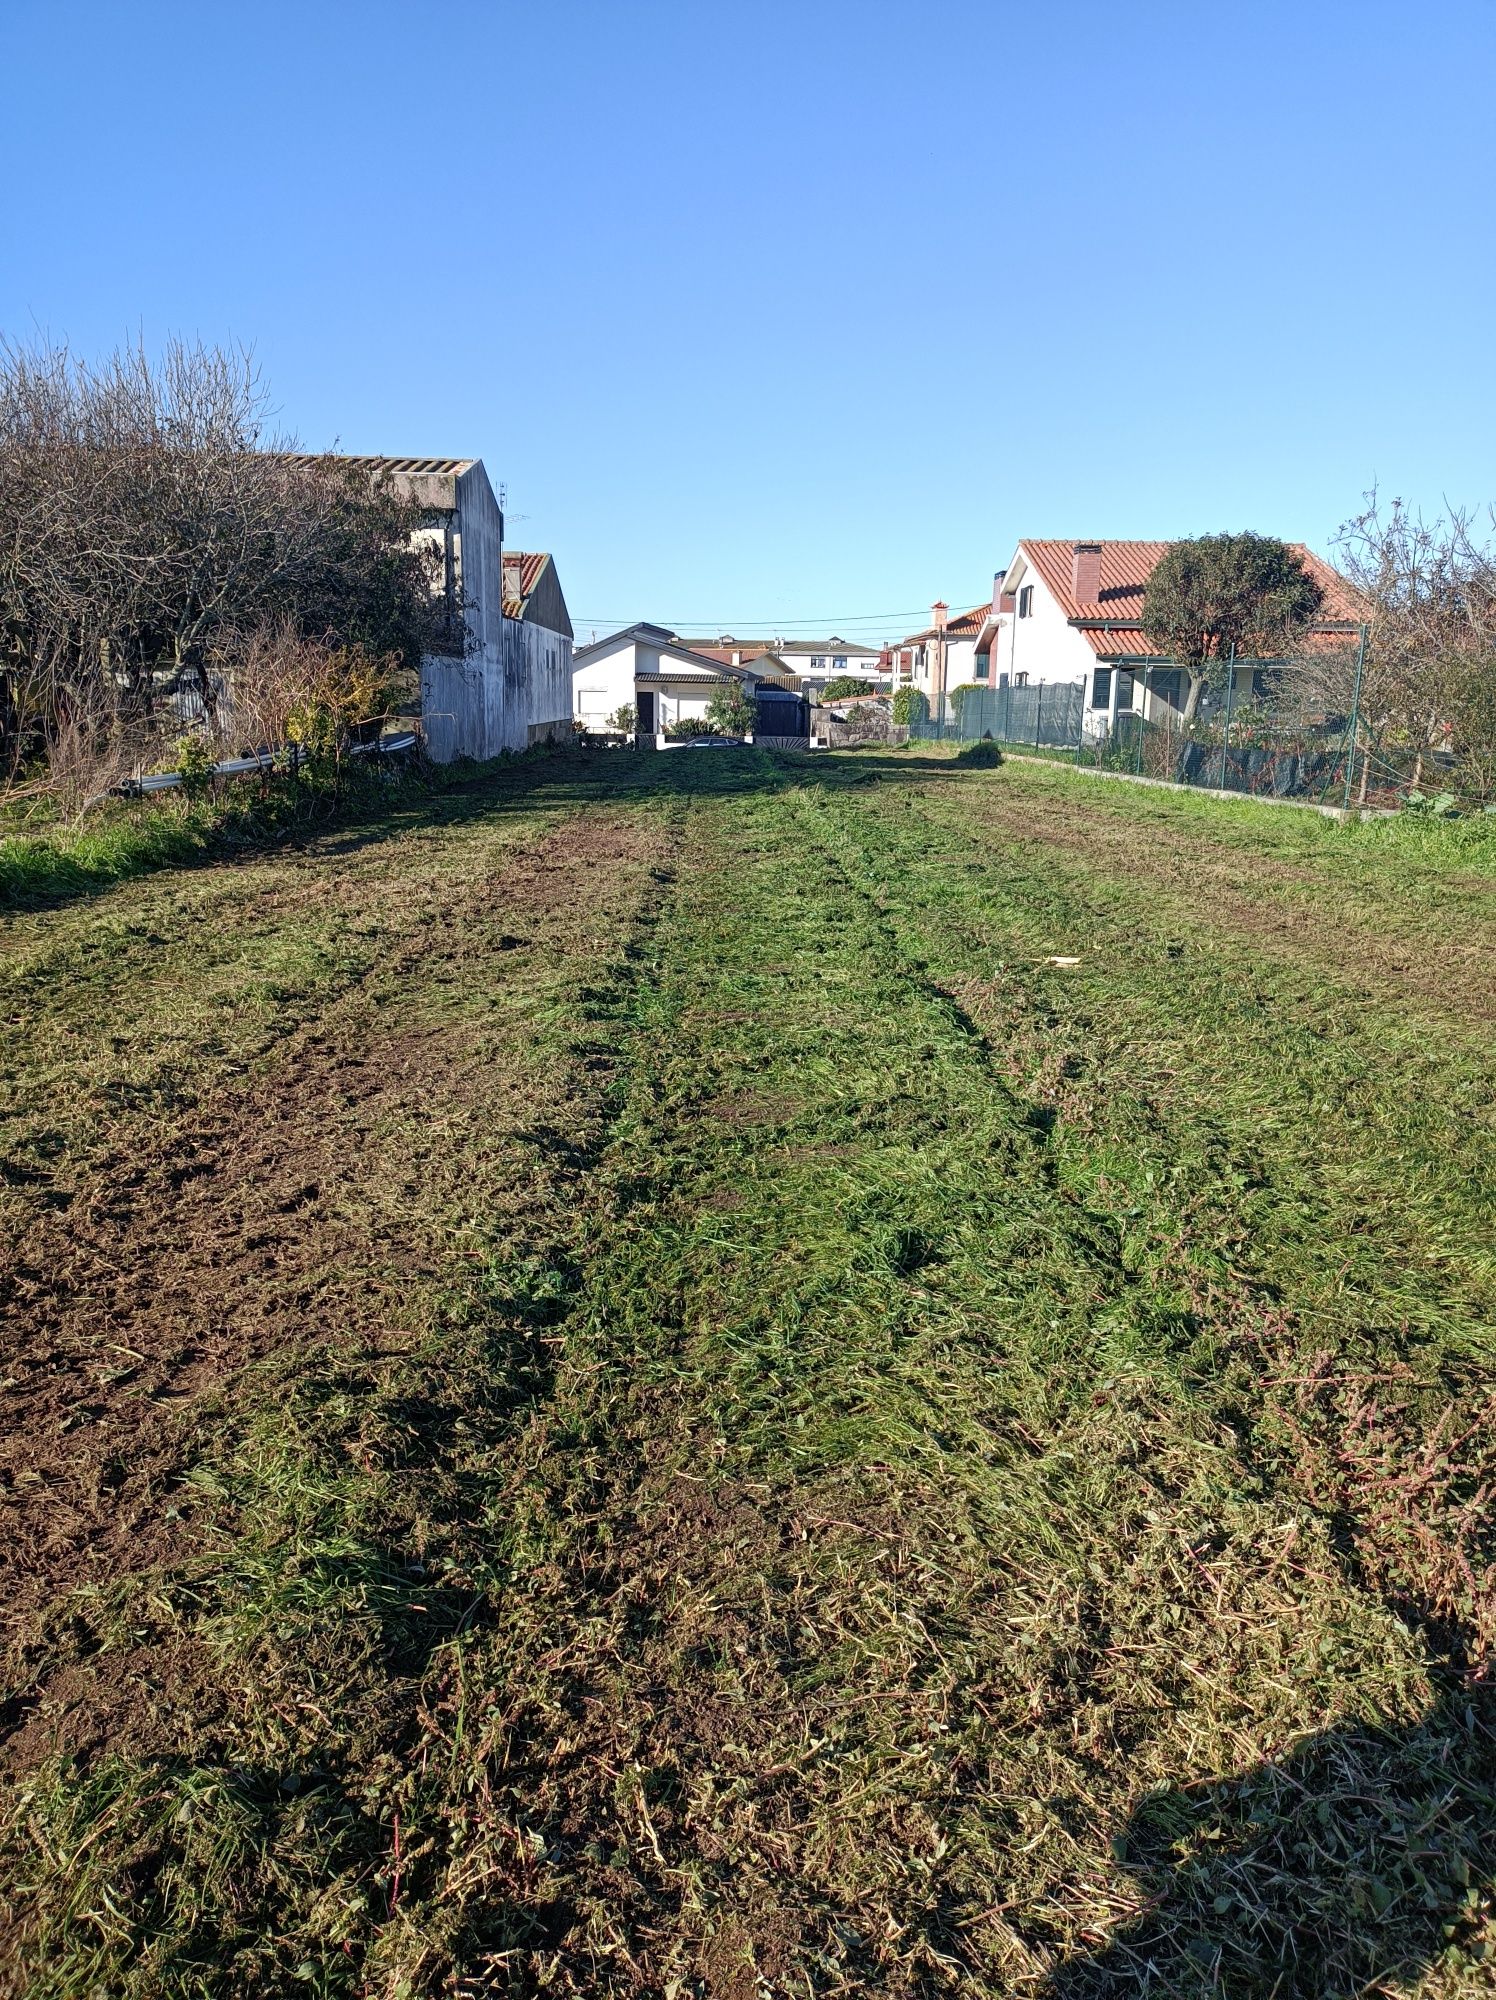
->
[[175, 733, 218, 800], [892, 687, 927, 727], [607, 703, 636, 735], [706, 683, 755, 737], [822, 677, 873, 702]]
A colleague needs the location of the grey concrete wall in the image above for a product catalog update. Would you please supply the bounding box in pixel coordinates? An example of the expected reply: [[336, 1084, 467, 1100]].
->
[[417, 468, 575, 761], [505, 617, 573, 745], [423, 464, 523, 762]]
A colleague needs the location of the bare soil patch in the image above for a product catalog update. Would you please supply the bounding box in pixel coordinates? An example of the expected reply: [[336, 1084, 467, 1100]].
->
[[0, 808, 665, 1742]]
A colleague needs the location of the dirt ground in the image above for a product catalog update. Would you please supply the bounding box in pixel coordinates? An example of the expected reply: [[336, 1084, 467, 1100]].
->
[[3, 749, 1493, 1999], [2, 796, 671, 1756]]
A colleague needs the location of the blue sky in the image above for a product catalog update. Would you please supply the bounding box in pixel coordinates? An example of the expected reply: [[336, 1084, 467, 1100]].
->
[[4, 0, 1494, 643]]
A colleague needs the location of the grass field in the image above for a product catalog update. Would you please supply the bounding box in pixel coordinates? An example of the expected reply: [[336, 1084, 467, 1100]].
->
[[3, 746, 1494, 1998]]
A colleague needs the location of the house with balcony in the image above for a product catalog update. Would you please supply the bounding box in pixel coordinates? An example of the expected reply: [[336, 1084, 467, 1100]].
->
[[972, 540, 1363, 738]]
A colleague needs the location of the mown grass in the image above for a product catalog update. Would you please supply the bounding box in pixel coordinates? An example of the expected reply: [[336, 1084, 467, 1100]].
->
[[2, 746, 1493, 1996], [0, 752, 534, 913]]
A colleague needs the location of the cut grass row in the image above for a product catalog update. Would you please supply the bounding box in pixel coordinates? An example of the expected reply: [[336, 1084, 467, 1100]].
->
[[2, 747, 1493, 1996]]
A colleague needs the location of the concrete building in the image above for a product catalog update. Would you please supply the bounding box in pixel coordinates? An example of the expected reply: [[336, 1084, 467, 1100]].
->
[[502, 551, 574, 747], [318, 455, 572, 762]]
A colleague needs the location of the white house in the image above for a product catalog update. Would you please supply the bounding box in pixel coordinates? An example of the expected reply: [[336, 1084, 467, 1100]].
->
[[572, 624, 765, 736], [974, 540, 1364, 738], [889, 602, 989, 703], [502, 551, 573, 746]]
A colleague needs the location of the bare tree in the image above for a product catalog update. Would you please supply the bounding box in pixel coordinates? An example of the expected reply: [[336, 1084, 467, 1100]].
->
[[1316, 494, 1496, 801], [0, 336, 441, 785]]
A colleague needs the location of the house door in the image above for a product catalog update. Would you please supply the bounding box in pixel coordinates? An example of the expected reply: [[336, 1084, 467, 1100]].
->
[[637, 690, 656, 735]]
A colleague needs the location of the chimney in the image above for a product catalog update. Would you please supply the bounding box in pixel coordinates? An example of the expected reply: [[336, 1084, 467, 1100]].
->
[[932, 600, 949, 632], [1072, 543, 1102, 605]]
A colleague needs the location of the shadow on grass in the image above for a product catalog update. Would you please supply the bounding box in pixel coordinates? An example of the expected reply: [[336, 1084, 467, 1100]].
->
[[1048, 1679, 1496, 1996], [0, 743, 978, 916]]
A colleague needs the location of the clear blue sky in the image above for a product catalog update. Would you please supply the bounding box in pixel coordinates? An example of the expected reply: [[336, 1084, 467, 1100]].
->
[[4, 0, 1494, 643]]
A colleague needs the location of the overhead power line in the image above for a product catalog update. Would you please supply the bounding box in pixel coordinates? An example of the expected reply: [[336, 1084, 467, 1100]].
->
[[570, 606, 964, 633]]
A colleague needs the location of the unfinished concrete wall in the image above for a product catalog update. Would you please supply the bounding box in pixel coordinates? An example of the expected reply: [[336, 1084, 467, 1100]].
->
[[504, 616, 573, 744], [421, 463, 531, 762]]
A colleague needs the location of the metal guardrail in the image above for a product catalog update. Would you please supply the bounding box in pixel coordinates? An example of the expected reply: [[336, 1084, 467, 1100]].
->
[[110, 732, 419, 799]]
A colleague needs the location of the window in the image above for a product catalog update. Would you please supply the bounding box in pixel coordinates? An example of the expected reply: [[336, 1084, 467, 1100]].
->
[[1018, 585, 1034, 619], [974, 652, 990, 681], [833, 655, 847, 670], [810, 655, 825, 669], [1092, 668, 1136, 711]]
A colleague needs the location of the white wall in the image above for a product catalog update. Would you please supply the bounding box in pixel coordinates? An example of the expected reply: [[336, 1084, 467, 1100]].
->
[[572, 637, 732, 731], [572, 638, 638, 728], [995, 576, 1095, 693]]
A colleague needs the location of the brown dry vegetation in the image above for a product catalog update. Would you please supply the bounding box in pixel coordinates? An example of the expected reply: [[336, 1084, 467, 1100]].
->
[[1, 746, 1494, 1998]]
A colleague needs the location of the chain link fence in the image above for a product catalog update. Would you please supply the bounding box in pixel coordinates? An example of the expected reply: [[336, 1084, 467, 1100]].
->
[[907, 681, 1087, 753], [894, 638, 1493, 813]]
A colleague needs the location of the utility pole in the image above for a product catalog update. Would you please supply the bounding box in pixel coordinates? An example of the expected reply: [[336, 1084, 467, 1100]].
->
[[931, 601, 949, 729], [1342, 623, 1368, 811]]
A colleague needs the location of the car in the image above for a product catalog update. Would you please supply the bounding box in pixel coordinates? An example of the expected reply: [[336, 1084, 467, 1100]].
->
[[679, 734, 742, 748]]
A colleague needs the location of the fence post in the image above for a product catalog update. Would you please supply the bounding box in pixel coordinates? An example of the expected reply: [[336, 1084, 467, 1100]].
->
[[1035, 684, 1043, 750], [1220, 644, 1237, 790], [1342, 622, 1368, 811], [1136, 666, 1149, 774]]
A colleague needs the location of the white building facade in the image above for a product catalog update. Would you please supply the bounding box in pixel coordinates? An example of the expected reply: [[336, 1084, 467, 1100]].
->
[[890, 603, 988, 704], [572, 625, 764, 737], [974, 540, 1363, 741], [501, 551, 573, 747]]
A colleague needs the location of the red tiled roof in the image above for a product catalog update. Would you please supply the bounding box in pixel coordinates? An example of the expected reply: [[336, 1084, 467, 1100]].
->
[[681, 643, 776, 666], [501, 550, 552, 619], [894, 603, 988, 646], [1015, 540, 1365, 659]]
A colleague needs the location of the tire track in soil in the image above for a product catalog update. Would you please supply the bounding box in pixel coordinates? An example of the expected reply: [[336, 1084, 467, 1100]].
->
[[0, 800, 673, 1681]]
